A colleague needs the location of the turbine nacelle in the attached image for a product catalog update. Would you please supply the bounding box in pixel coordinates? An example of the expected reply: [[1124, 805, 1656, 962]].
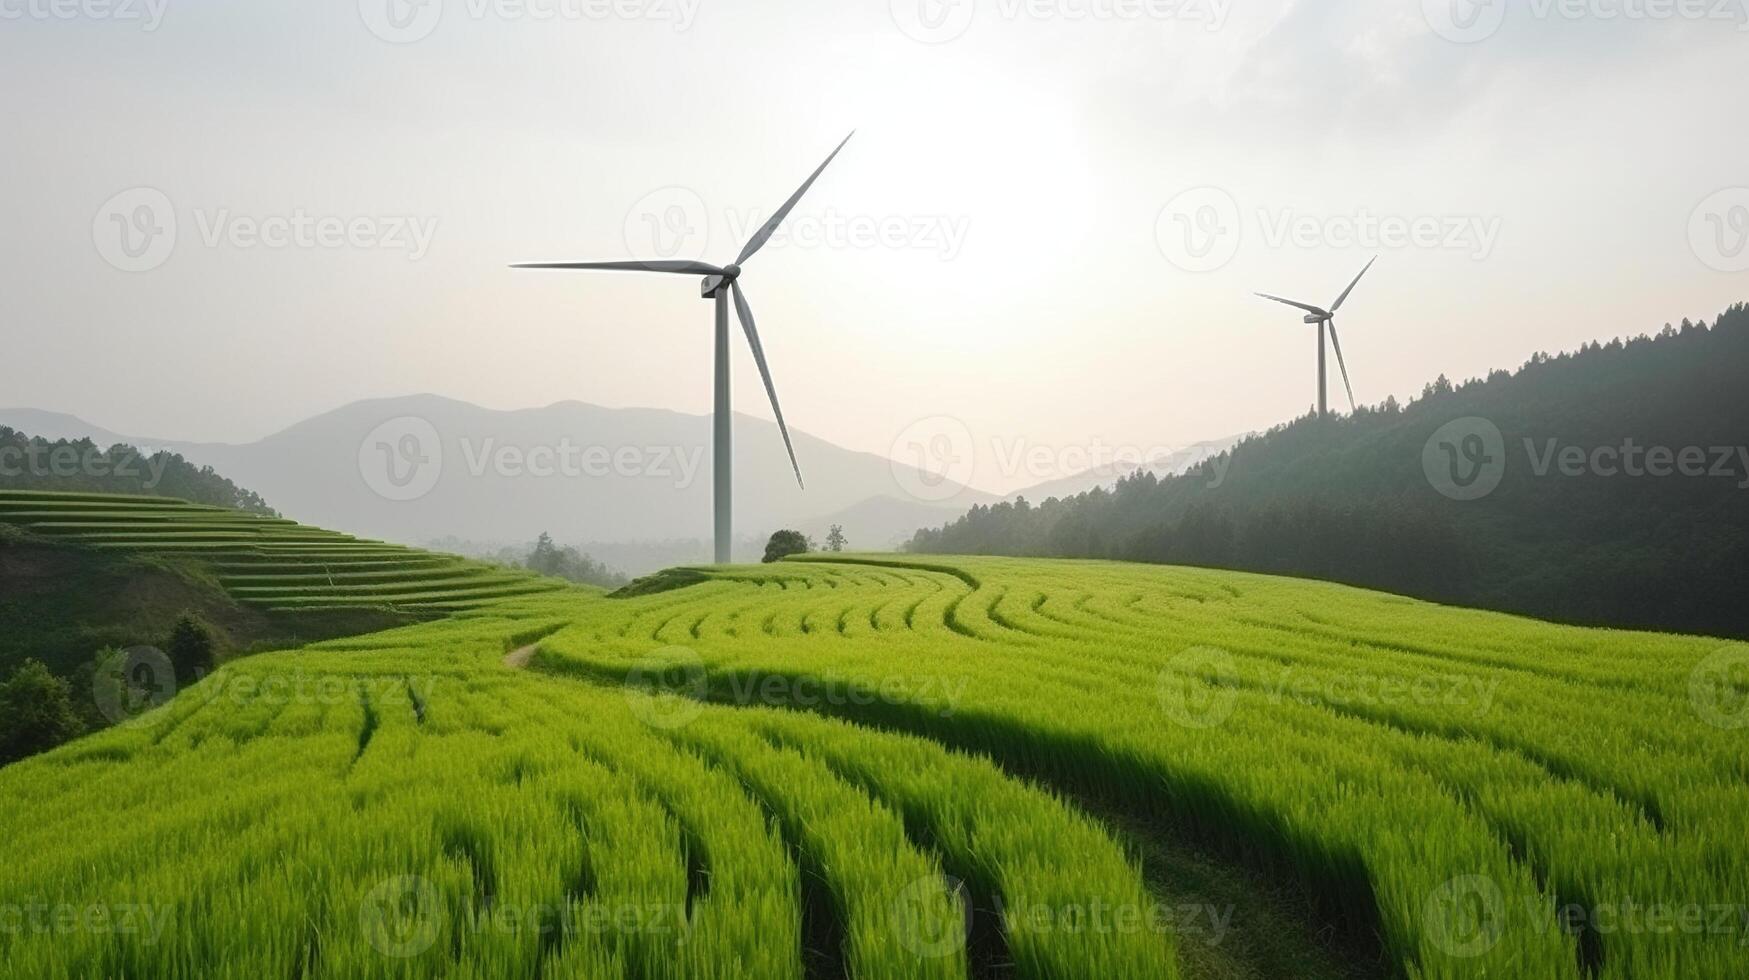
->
[[1303, 312, 1328, 325], [701, 264, 743, 298]]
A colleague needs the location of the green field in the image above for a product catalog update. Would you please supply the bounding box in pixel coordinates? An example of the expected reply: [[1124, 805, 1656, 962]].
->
[[0, 490, 565, 614], [3, 551, 1745, 978]]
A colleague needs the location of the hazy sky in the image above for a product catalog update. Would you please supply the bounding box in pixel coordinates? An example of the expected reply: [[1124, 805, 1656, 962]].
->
[[4, 0, 1746, 493]]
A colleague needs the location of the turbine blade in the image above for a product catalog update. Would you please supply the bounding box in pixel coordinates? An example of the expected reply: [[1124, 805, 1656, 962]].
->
[[1255, 292, 1328, 317], [512, 260, 724, 276], [1329, 256, 1377, 313], [730, 281, 804, 489], [1327, 318, 1356, 412], [735, 132, 855, 267]]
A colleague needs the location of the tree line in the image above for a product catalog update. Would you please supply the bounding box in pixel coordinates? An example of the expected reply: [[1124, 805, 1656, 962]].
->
[[909, 304, 1749, 639], [0, 428, 276, 515]]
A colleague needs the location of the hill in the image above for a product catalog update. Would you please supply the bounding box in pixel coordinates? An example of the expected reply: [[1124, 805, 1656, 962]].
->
[[0, 398, 1000, 569], [1, 555, 1743, 978], [0, 426, 275, 514], [909, 304, 1749, 639], [0, 490, 573, 750]]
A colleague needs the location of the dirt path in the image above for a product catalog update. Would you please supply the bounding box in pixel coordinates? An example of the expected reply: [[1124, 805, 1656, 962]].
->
[[503, 643, 540, 669]]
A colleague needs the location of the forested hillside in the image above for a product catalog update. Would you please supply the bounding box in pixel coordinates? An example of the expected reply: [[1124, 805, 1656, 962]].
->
[[910, 304, 1749, 638], [0, 427, 276, 514]]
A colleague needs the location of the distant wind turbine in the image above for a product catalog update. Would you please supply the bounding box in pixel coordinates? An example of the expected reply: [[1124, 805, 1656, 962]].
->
[[1255, 256, 1377, 417], [514, 133, 853, 564]]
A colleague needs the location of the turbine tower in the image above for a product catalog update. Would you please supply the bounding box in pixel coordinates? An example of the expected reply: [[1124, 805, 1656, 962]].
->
[[514, 133, 853, 564], [1255, 257, 1376, 417]]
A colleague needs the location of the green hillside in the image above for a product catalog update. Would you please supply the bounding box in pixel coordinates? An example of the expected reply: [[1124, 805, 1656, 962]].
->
[[3, 555, 1744, 979], [0, 490, 568, 615], [910, 304, 1749, 639]]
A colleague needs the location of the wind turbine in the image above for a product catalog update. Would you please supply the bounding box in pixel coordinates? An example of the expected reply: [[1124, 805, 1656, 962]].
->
[[513, 133, 853, 564], [1255, 256, 1376, 417]]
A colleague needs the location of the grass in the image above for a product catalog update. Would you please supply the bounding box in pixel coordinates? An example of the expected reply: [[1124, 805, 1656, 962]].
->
[[0, 490, 567, 620], [2, 550, 1745, 978]]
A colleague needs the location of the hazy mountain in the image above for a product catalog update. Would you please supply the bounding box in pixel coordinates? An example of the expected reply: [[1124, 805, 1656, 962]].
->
[[0, 397, 998, 562]]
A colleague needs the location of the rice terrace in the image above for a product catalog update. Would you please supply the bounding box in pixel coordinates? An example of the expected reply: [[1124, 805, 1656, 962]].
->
[[4, 510, 1748, 977], [8, 3, 1749, 978]]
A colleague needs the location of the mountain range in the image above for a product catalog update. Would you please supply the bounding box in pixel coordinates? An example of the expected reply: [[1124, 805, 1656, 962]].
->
[[1, 398, 995, 570], [2, 397, 1242, 574]]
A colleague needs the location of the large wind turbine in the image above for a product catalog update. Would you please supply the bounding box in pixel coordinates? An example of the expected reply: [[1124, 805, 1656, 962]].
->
[[1255, 256, 1376, 417], [514, 133, 852, 564]]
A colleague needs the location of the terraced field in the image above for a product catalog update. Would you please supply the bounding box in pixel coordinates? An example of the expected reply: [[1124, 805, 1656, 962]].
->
[[0, 490, 564, 613], [3, 555, 1745, 979]]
